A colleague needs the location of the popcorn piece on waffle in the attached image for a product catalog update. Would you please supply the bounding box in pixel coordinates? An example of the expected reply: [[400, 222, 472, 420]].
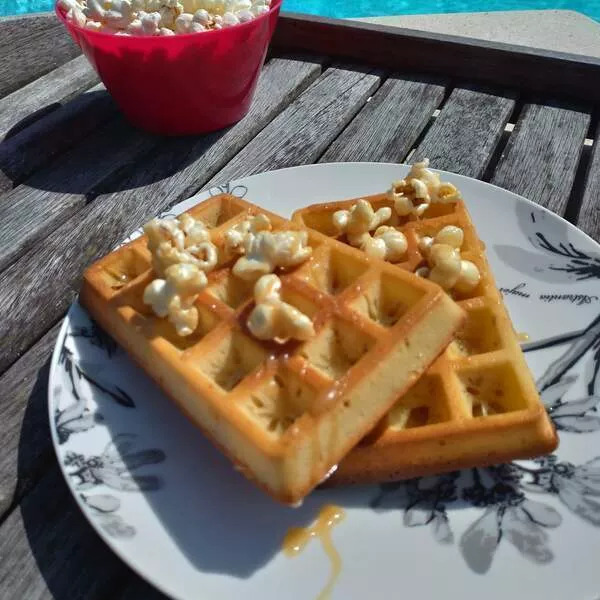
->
[[388, 159, 462, 218], [144, 213, 218, 277], [232, 230, 312, 281], [417, 225, 481, 293], [247, 274, 315, 343], [143, 262, 208, 336]]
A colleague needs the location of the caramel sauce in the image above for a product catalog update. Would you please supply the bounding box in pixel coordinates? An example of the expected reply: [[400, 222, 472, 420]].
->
[[517, 332, 530, 342], [282, 504, 346, 600]]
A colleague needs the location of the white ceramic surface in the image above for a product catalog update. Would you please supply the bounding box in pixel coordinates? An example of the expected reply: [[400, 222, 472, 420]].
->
[[48, 163, 600, 600]]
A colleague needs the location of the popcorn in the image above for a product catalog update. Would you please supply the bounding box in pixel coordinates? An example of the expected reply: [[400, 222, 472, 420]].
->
[[222, 11, 240, 26], [233, 230, 312, 281], [416, 225, 480, 293], [143, 263, 208, 336], [247, 274, 315, 343], [360, 226, 408, 263], [389, 159, 462, 219], [224, 213, 272, 255], [331, 199, 406, 262], [60, 0, 271, 35], [333, 199, 391, 245], [144, 213, 217, 276], [175, 12, 205, 32]]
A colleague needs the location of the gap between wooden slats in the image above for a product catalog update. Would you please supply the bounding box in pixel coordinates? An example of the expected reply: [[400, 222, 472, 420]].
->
[[205, 64, 383, 187], [0, 54, 99, 141], [489, 101, 592, 215], [410, 85, 517, 179], [574, 118, 600, 242], [0, 55, 321, 377], [318, 74, 448, 164], [0, 83, 116, 194], [0, 16, 81, 99]]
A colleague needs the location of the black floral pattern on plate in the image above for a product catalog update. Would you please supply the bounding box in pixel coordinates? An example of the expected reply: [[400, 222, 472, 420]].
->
[[55, 323, 134, 444], [65, 434, 166, 538]]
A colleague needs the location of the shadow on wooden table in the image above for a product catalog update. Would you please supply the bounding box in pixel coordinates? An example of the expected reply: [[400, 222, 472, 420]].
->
[[0, 99, 236, 197], [15, 357, 135, 598]]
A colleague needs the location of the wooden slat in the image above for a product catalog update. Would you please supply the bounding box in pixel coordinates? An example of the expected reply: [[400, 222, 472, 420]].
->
[[490, 103, 591, 214], [0, 14, 58, 51], [0, 84, 116, 193], [0, 464, 128, 599], [206, 65, 382, 186], [0, 323, 61, 519], [0, 56, 321, 374], [319, 75, 446, 163], [576, 122, 600, 242], [272, 13, 600, 104], [0, 117, 160, 272], [412, 85, 516, 178], [0, 17, 80, 99], [0, 55, 98, 140]]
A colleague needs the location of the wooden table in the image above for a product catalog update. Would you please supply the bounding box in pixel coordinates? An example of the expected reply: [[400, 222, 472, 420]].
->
[[0, 11, 598, 598]]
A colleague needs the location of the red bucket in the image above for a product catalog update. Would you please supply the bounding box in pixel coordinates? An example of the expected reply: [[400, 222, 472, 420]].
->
[[56, 1, 281, 135]]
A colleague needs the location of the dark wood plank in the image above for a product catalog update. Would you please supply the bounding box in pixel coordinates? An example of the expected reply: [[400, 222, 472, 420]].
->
[[272, 13, 600, 104], [0, 16, 80, 99], [319, 75, 446, 163], [0, 13, 58, 52], [0, 323, 61, 519], [0, 117, 160, 272], [206, 65, 382, 186], [490, 103, 591, 214], [576, 122, 600, 242], [0, 84, 116, 193], [0, 56, 321, 374], [412, 85, 516, 178], [0, 464, 129, 599], [0, 55, 98, 140]]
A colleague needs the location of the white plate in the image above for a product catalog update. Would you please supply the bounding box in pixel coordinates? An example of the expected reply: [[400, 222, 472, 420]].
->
[[48, 163, 600, 600]]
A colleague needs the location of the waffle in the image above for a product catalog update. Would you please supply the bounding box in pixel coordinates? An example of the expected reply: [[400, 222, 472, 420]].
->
[[293, 192, 558, 485], [80, 195, 465, 504]]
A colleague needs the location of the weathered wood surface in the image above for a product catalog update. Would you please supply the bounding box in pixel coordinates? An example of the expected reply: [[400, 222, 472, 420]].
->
[[577, 121, 600, 242], [0, 84, 115, 193], [319, 75, 446, 164], [0, 16, 80, 99], [411, 85, 516, 178], [490, 103, 591, 215], [206, 65, 382, 186], [272, 13, 600, 104], [0, 464, 128, 599], [0, 13, 57, 51], [0, 116, 160, 272], [0, 55, 98, 140], [0, 56, 321, 375], [0, 323, 61, 519]]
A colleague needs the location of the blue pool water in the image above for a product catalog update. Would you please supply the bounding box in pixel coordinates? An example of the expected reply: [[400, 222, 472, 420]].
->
[[2, 0, 599, 21]]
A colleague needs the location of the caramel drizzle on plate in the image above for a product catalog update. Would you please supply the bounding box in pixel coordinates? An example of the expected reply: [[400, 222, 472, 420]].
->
[[282, 505, 346, 600]]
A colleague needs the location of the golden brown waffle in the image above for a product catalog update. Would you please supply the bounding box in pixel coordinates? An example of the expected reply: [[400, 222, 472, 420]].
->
[[293, 193, 558, 485], [80, 195, 465, 504]]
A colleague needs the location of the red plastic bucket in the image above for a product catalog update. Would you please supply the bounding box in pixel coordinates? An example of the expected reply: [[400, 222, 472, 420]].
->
[[56, 1, 281, 135]]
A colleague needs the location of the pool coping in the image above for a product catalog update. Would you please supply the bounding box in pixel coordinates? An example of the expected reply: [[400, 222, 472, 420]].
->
[[352, 10, 600, 59], [273, 12, 600, 104]]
